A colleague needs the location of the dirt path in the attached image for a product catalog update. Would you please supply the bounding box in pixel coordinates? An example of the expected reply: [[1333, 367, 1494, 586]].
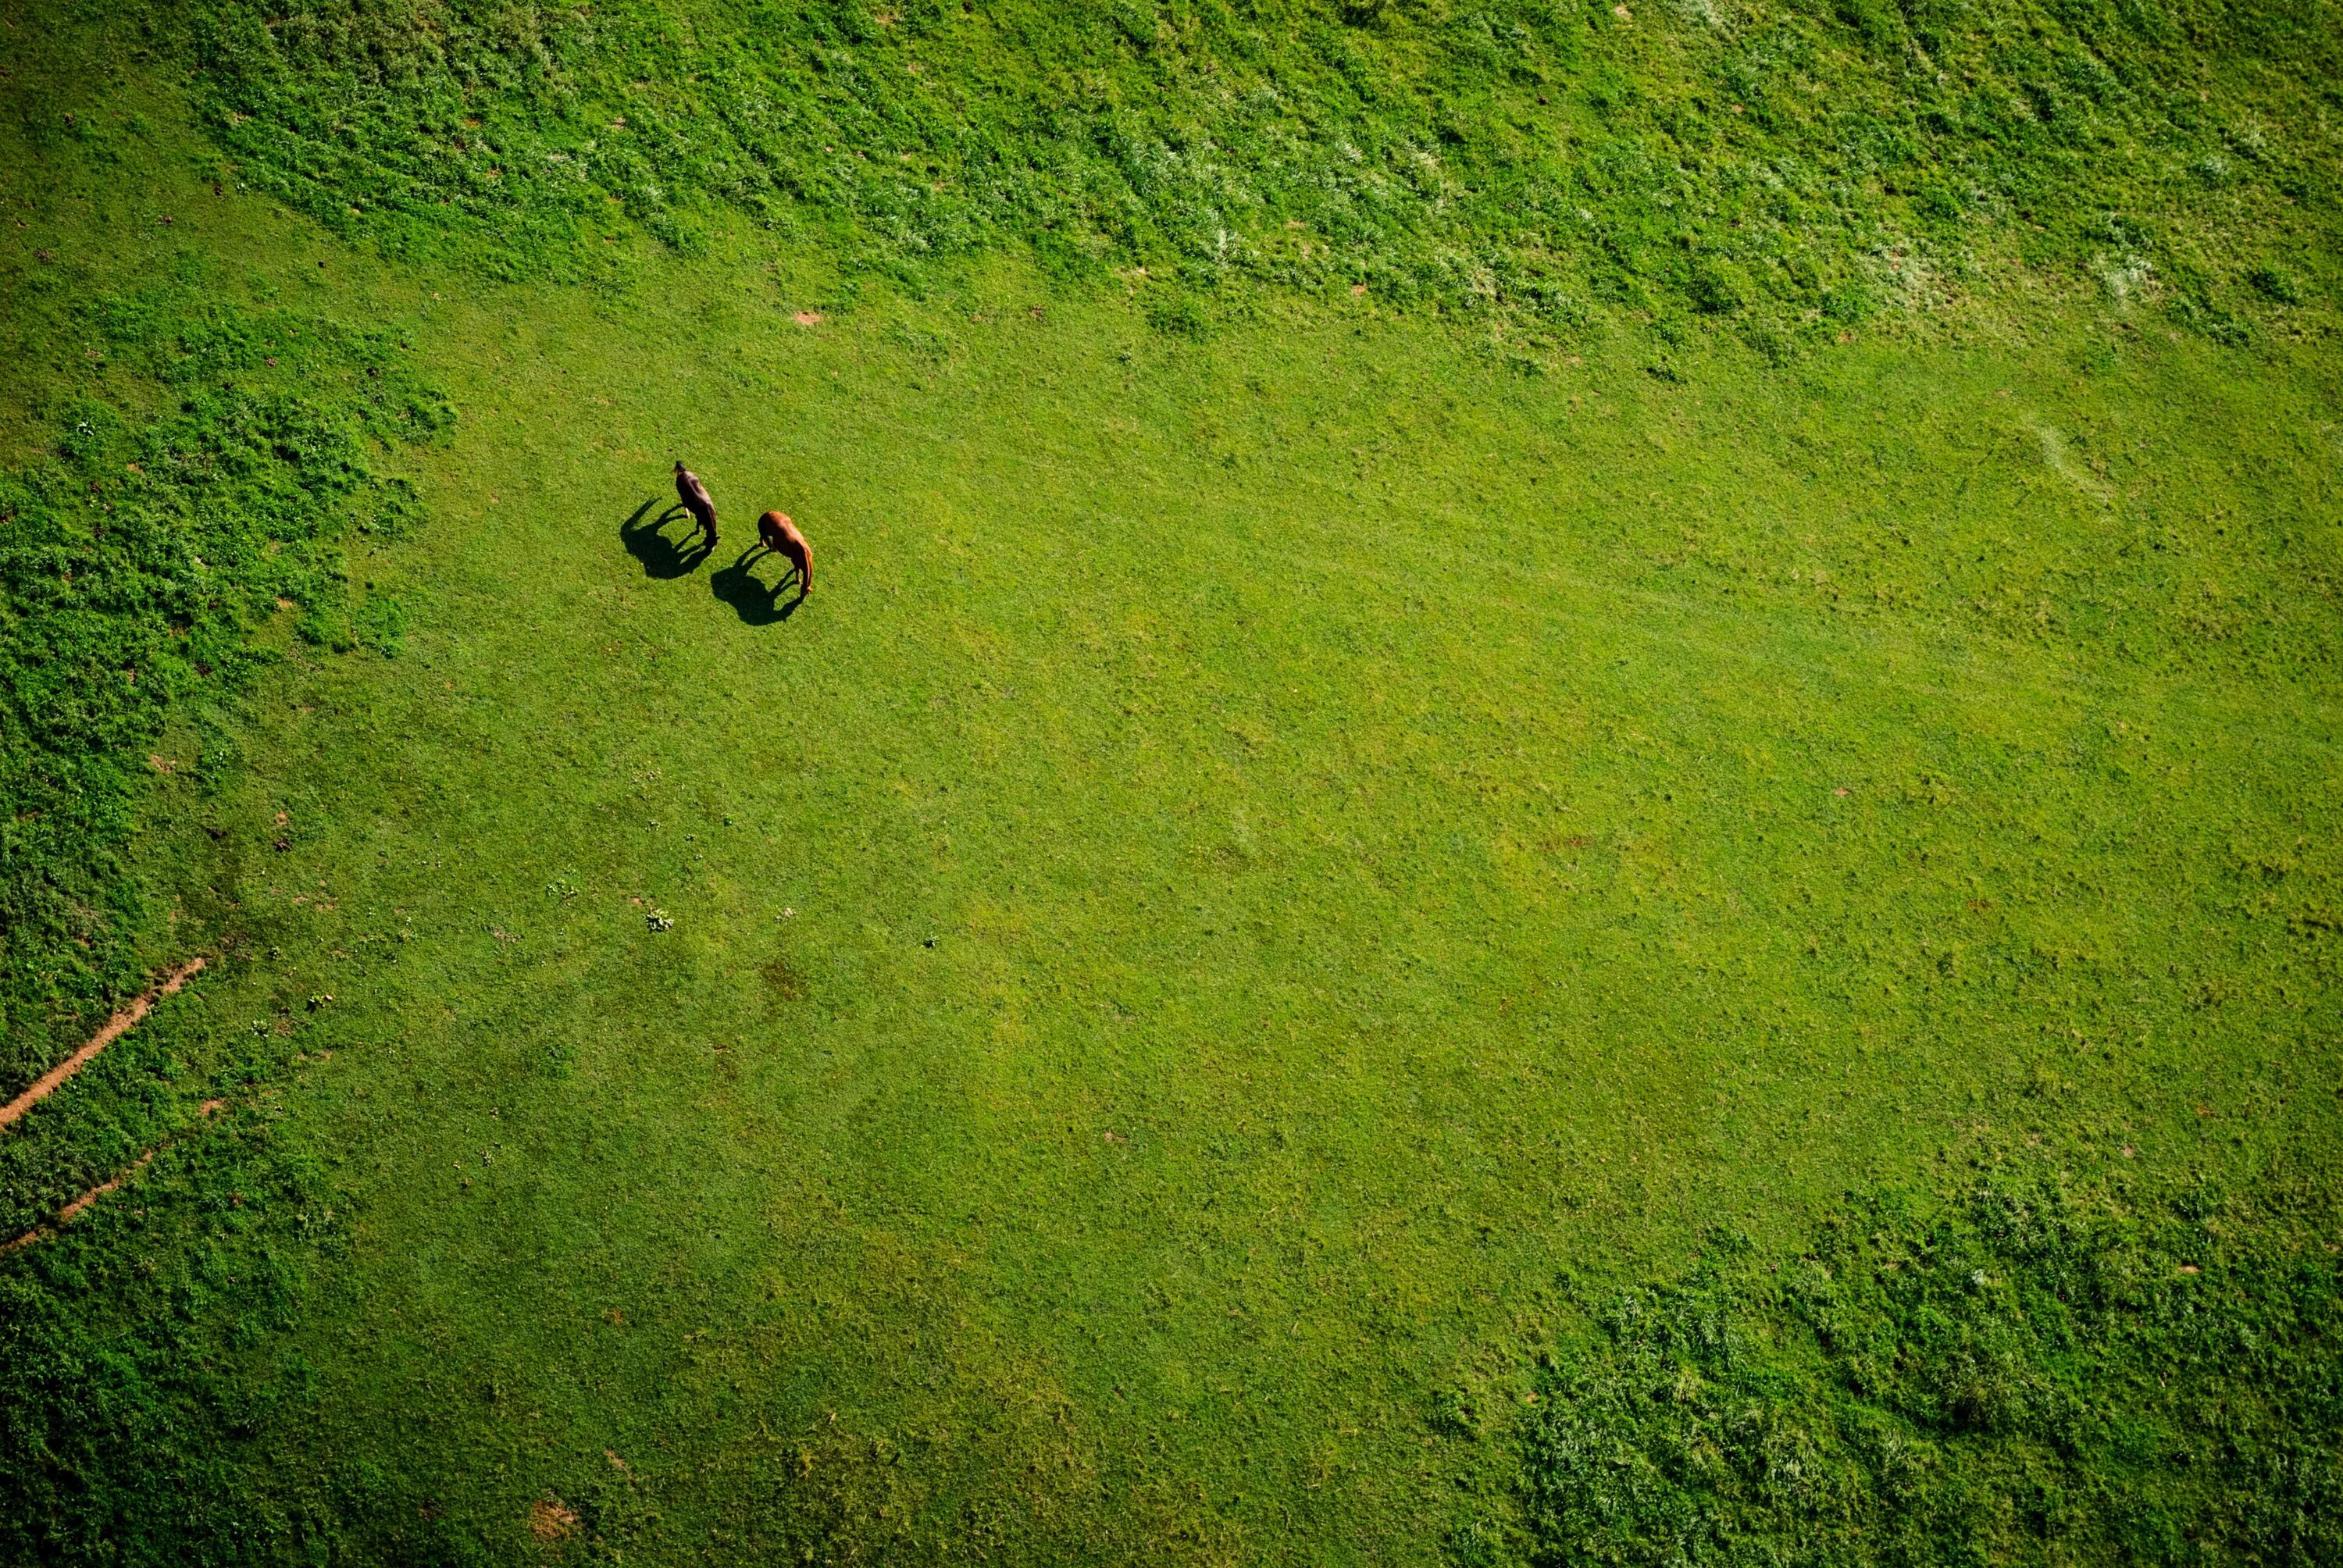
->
[[2, 1096, 231, 1255], [0, 958, 206, 1131], [3, 1152, 159, 1255]]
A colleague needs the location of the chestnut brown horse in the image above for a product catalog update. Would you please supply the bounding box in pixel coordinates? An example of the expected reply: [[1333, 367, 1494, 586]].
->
[[756, 510, 812, 595], [673, 461, 718, 549]]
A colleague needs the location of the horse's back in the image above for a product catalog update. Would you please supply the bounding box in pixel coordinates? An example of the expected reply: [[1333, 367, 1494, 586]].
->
[[760, 511, 811, 585]]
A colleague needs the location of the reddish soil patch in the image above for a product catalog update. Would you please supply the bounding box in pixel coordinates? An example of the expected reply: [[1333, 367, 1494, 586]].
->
[[530, 1495, 580, 1542]]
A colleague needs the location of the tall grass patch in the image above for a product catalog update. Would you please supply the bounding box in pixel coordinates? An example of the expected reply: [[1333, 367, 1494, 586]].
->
[[180, 0, 2340, 344]]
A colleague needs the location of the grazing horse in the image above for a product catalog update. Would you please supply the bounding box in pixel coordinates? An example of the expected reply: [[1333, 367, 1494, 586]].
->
[[757, 510, 812, 594], [673, 461, 718, 550]]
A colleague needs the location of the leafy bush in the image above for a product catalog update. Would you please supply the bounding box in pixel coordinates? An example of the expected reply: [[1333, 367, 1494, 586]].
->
[[180, 0, 2341, 343], [2248, 262, 2309, 305], [0, 286, 449, 1100], [1520, 1172, 2343, 1565]]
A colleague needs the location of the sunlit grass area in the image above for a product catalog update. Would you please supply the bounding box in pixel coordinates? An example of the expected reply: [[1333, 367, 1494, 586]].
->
[[2, 3, 2338, 1563]]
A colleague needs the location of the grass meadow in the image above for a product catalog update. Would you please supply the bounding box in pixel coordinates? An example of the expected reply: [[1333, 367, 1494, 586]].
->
[[2, 2, 2340, 1563]]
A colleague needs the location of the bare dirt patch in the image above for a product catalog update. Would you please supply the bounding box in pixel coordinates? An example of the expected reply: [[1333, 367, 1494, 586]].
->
[[530, 1495, 580, 1543]]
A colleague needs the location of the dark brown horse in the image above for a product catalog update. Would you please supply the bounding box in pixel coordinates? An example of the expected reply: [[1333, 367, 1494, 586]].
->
[[673, 461, 718, 550], [757, 510, 812, 595]]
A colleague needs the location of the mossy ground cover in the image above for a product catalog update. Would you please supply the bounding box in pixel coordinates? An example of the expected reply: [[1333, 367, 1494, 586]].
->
[[1, 2, 2339, 1563]]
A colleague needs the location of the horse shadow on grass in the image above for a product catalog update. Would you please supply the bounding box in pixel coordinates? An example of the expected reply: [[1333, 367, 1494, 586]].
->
[[710, 546, 804, 626], [620, 497, 712, 579]]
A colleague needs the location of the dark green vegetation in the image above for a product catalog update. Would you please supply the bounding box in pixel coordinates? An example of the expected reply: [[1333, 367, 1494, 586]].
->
[[187, 0, 2339, 350], [0, 276, 446, 1105], [3, 987, 356, 1564], [1525, 1170, 2342, 1564], [2, 0, 2338, 1563]]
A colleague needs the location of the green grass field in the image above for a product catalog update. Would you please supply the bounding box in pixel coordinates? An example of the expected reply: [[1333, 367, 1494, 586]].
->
[[3, 2, 2341, 1563]]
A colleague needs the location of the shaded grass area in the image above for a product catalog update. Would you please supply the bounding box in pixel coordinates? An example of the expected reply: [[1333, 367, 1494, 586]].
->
[[1518, 1165, 2343, 1565], [0, 4, 2338, 1564], [166, 0, 2341, 348]]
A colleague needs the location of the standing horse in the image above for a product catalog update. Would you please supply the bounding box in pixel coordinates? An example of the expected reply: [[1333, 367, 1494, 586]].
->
[[673, 461, 718, 551], [757, 510, 812, 596]]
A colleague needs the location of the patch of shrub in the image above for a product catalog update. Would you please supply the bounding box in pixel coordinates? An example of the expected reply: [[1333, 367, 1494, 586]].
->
[[1145, 288, 1214, 339], [1685, 257, 1752, 315], [1517, 1171, 2343, 1565], [352, 589, 410, 655], [2248, 262, 2309, 305]]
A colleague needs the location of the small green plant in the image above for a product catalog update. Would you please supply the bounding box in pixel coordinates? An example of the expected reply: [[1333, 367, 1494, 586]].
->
[[1145, 290, 1213, 340], [1685, 257, 1751, 315], [2248, 262, 2309, 305], [352, 590, 408, 656]]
